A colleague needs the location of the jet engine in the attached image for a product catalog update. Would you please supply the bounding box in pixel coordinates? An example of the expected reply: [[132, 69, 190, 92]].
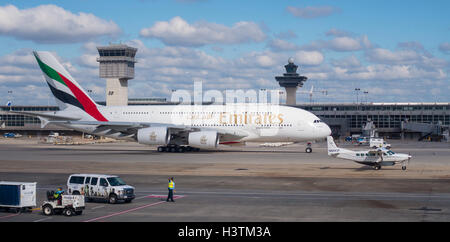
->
[[137, 127, 170, 145], [188, 131, 219, 148]]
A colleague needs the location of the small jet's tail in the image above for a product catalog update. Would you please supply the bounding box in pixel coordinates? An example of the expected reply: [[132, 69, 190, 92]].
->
[[33, 51, 108, 121], [327, 136, 340, 156]]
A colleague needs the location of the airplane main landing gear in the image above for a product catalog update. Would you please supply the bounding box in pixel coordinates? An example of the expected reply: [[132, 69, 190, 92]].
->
[[374, 165, 382, 170], [157, 145, 200, 153]]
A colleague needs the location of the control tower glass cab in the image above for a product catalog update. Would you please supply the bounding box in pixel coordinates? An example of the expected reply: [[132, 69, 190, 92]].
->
[[275, 58, 307, 105], [97, 44, 137, 106]]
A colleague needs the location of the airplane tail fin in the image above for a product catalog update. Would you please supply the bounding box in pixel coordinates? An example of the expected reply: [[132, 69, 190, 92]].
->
[[327, 136, 340, 156], [33, 51, 108, 121]]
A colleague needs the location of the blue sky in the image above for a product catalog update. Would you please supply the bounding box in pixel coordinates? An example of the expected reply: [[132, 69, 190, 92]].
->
[[0, 0, 449, 105]]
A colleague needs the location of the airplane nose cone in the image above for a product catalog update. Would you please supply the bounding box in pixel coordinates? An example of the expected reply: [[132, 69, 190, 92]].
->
[[314, 124, 332, 139], [325, 125, 332, 136]]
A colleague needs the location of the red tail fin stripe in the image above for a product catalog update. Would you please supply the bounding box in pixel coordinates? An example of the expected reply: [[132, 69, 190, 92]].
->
[[57, 73, 108, 121]]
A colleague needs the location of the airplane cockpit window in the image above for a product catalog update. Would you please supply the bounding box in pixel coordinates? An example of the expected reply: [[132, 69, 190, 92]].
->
[[313, 120, 323, 123], [387, 150, 395, 155]]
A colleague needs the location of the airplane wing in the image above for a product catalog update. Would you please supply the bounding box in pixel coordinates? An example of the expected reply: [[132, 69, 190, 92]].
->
[[10, 111, 249, 141], [47, 120, 249, 141], [368, 149, 384, 162]]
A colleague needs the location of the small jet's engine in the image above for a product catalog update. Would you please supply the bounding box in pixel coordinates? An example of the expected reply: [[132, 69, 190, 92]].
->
[[137, 127, 170, 145], [188, 131, 219, 149]]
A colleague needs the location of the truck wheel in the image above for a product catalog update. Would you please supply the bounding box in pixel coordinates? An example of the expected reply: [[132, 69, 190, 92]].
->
[[109, 194, 118, 204], [43, 205, 53, 216], [63, 208, 73, 216], [305, 147, 312, 153]]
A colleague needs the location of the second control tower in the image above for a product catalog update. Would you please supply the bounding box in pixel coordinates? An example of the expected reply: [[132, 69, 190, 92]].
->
[[275, 58, 308, 105], [97, 44, 137, 106]]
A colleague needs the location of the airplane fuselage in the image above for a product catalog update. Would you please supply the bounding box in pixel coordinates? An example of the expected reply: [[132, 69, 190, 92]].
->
[[56, 104, 331, 143]]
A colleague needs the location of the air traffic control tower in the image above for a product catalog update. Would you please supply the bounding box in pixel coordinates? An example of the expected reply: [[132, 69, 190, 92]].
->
[[97, 44, 137, 106], [275, 58, 307, 105]]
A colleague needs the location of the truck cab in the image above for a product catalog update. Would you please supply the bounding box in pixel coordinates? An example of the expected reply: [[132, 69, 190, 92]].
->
[[67, 174, 135, 204]]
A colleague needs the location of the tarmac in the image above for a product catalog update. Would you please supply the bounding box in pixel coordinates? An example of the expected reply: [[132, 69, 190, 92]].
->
[[1, 138, 450, 222]]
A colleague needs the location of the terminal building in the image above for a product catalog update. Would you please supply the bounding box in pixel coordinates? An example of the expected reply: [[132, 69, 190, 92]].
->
[[2, 102, 449, 140]]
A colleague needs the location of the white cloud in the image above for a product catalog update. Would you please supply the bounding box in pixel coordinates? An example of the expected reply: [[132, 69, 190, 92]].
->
[[301, 34, 372, 52], [286, 6, 341, 19], [328, 37, 362, 52], [139, 16, 266, 47], [294, 51, 324, 66], [366, 48, 422, 64], [331, 55, 361, 68], [0, 4, 121, 44], [268, 39, 299, 51]]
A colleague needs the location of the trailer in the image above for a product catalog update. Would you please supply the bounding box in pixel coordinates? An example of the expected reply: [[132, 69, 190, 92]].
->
[[0, 182, 36, 213]]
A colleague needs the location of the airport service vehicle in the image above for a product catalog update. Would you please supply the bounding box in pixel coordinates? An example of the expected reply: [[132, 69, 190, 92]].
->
[[356, 137, 368, 145], [327, 136, 411, 170], [42, 194, 85, 216], [0, 182, 36, 213], [3, 133, 22, 138], [370, 138, 391, 149], [11, 51, 331, 153], [67, 174, 135, 204]]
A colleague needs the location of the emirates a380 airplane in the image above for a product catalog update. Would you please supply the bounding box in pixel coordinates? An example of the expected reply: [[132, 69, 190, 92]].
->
[[13, 51, 331, 152]]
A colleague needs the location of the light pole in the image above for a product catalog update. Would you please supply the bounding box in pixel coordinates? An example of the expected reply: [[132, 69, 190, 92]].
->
[[7, 90, 12, 109], [363, 91, 369, 104], [354, 88, 360, 104]]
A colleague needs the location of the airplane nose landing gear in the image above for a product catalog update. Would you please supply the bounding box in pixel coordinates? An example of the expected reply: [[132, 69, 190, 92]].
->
[[305, 142, 312, 153]]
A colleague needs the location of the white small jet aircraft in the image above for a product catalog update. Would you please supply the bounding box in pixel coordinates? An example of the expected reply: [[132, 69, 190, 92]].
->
[[10, 51, 332, 153], [327, 136, 411, 170]]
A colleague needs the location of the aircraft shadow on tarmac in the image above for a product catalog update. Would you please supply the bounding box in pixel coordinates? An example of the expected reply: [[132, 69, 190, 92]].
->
[[320, 166, 400, 171], [42, 147, 310, 155]]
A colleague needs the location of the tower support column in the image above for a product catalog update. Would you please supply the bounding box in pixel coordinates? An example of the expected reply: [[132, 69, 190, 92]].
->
[[285, 87, 298, 106], [106, 78, 129, 106]]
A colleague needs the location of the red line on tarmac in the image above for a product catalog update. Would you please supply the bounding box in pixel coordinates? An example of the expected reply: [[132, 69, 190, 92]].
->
[[83, 195, 186, 222], [0, 213, 21, 219]]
